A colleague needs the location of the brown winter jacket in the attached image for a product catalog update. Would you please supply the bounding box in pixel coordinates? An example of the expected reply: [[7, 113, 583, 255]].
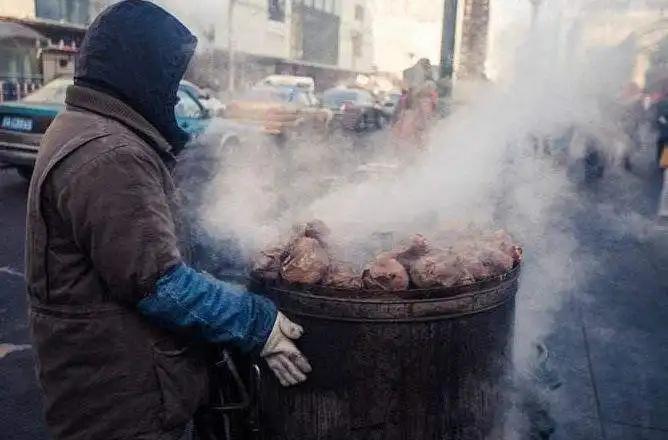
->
[[25, 85, 209, 440]]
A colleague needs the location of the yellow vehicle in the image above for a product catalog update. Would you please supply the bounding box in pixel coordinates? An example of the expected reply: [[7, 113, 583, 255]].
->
[[223, 85, 330, 135]]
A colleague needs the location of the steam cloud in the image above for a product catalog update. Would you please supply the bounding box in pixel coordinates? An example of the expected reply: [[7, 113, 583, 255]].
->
[[173, 0, 660, 435]]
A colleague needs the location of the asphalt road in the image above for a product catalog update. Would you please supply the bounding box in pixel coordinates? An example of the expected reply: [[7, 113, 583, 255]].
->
[[0, 168, 48, 440], [542, 165, 668, 440], [0, 158, 666, 439]]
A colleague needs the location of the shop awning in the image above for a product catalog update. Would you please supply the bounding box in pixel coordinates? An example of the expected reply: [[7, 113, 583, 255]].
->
[[0, 21, 47, 42]]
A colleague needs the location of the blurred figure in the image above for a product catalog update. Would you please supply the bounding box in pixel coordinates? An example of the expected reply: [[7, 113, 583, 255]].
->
[[658, 100, 668, 223], [392, 82, 437, 148]]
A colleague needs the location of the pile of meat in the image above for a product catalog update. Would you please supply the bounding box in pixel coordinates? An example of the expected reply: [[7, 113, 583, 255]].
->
[[250, 220, 522, 292]]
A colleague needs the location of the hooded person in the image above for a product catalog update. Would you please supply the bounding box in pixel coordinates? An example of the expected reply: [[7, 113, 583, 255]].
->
[[24, 2, 311, 439]]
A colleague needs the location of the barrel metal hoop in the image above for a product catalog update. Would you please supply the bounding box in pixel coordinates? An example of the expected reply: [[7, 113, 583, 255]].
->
[[259, 269, 520, 322]]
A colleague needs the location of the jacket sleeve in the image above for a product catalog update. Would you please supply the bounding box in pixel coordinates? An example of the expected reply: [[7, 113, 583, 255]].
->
[[138, 263, 277, 353], [57, 145, 181, 303], [57, 145, 277, 352]]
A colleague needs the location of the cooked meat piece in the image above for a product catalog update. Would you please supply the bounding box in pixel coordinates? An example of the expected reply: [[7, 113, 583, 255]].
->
[[290, 219, 331, 246], [258, 224, 520, 290], [362, 253, 410, 291], [389, 234, 430, 268], [450, 240, 477, 255], [486, 230, 523, 266], [409, 251, 466, 288], [445, 240, 485, 281], [281, 237, 330, 285], [409, 248, 482, 288], [459, 254, 493, 281], [477, 246, 514, 274], [304, 219, 331, 242], [490, 229, 513, 244], [459, 268, 476, 286], [289, 223, 307, 241], [250, 247, 286, 282], [323, 261, 362, 290]]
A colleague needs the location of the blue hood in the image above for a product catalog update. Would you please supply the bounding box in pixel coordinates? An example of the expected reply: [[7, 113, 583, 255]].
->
[[75, 0, 197, 154]]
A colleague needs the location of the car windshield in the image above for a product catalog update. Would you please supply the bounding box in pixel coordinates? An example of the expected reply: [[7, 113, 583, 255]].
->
[[180, 80, 207, 99], [23, 78, 73, 104], [323, 89, 373, 108], [322, 90, 360, 108], [241, 87, 298, 103]]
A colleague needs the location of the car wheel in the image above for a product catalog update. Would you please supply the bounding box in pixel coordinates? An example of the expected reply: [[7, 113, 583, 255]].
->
[[376, 113, 386, 129], [16, 166, 33, 181], [357, 114, 368, 132], [658, 141, 666, 163]]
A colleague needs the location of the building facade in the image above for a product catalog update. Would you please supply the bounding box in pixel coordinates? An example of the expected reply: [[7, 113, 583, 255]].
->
[[0, 0, 35, 18], [206, 0, 373, 73], [291, 1, 341, 66], [153, 0, 374, 91], [0, 0, 91, 100], [339, 0, 373, 72], [0, 0, 375, 96], [35, 0, 90, 25]]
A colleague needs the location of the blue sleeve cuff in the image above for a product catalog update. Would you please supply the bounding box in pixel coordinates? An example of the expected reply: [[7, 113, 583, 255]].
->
[[138, 263, 277, 353]]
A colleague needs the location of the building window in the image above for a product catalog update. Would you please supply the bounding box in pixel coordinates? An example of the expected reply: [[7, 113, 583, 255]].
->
[[354, 4, 364, 21], [300, 0, 337, 13], [300, 3, 340, 65], [36, 0, 90, 25], [352, 32, 362, 57], [332, 0, 340, 15], [268, 0, 286, 22]]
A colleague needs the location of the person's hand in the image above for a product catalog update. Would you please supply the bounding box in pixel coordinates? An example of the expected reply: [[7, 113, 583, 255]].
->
[[260, 312, 312, 386]]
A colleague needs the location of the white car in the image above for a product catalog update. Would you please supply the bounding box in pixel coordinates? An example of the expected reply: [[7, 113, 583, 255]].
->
[[180, 80, 225, 114]]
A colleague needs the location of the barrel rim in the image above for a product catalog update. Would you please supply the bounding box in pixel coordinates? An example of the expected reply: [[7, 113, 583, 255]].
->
[[252, 265, 521, 322], [251, 264, 521, 302]]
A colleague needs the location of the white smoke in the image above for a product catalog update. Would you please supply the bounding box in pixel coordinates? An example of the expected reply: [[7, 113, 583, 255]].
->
[[184, 0, 663, 436], [199, 0, 647, 277]]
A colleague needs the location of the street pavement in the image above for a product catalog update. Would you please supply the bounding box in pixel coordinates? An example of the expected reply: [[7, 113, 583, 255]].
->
[[0, 159, 666, 439], [0, 168, 48, 440], [544, 164, 668, 440]]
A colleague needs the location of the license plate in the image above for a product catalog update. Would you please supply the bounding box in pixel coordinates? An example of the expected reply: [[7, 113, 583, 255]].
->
[[1, 116, 33, 132]]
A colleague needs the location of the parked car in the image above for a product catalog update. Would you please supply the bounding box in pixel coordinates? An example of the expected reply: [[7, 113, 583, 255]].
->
[[0, 77, 239, 179], [180, 79, 225, 114], [259, 75, 315, 93], [380, 91, 402, 121], [223, 85, 330, 135], [322, 87, 387, 131]]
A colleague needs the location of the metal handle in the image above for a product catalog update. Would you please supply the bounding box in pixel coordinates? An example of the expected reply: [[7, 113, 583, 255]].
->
[[210, 350, 251, 412], [206, 350, 264, 439], [246, 364, 263, 440]]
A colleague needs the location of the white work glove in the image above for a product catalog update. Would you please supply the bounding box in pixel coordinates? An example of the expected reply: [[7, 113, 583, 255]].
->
[[261, 312, 312, 387]]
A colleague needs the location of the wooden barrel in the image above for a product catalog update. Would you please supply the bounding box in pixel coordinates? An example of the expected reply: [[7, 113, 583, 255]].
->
[[251, 265, 520, 440]]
